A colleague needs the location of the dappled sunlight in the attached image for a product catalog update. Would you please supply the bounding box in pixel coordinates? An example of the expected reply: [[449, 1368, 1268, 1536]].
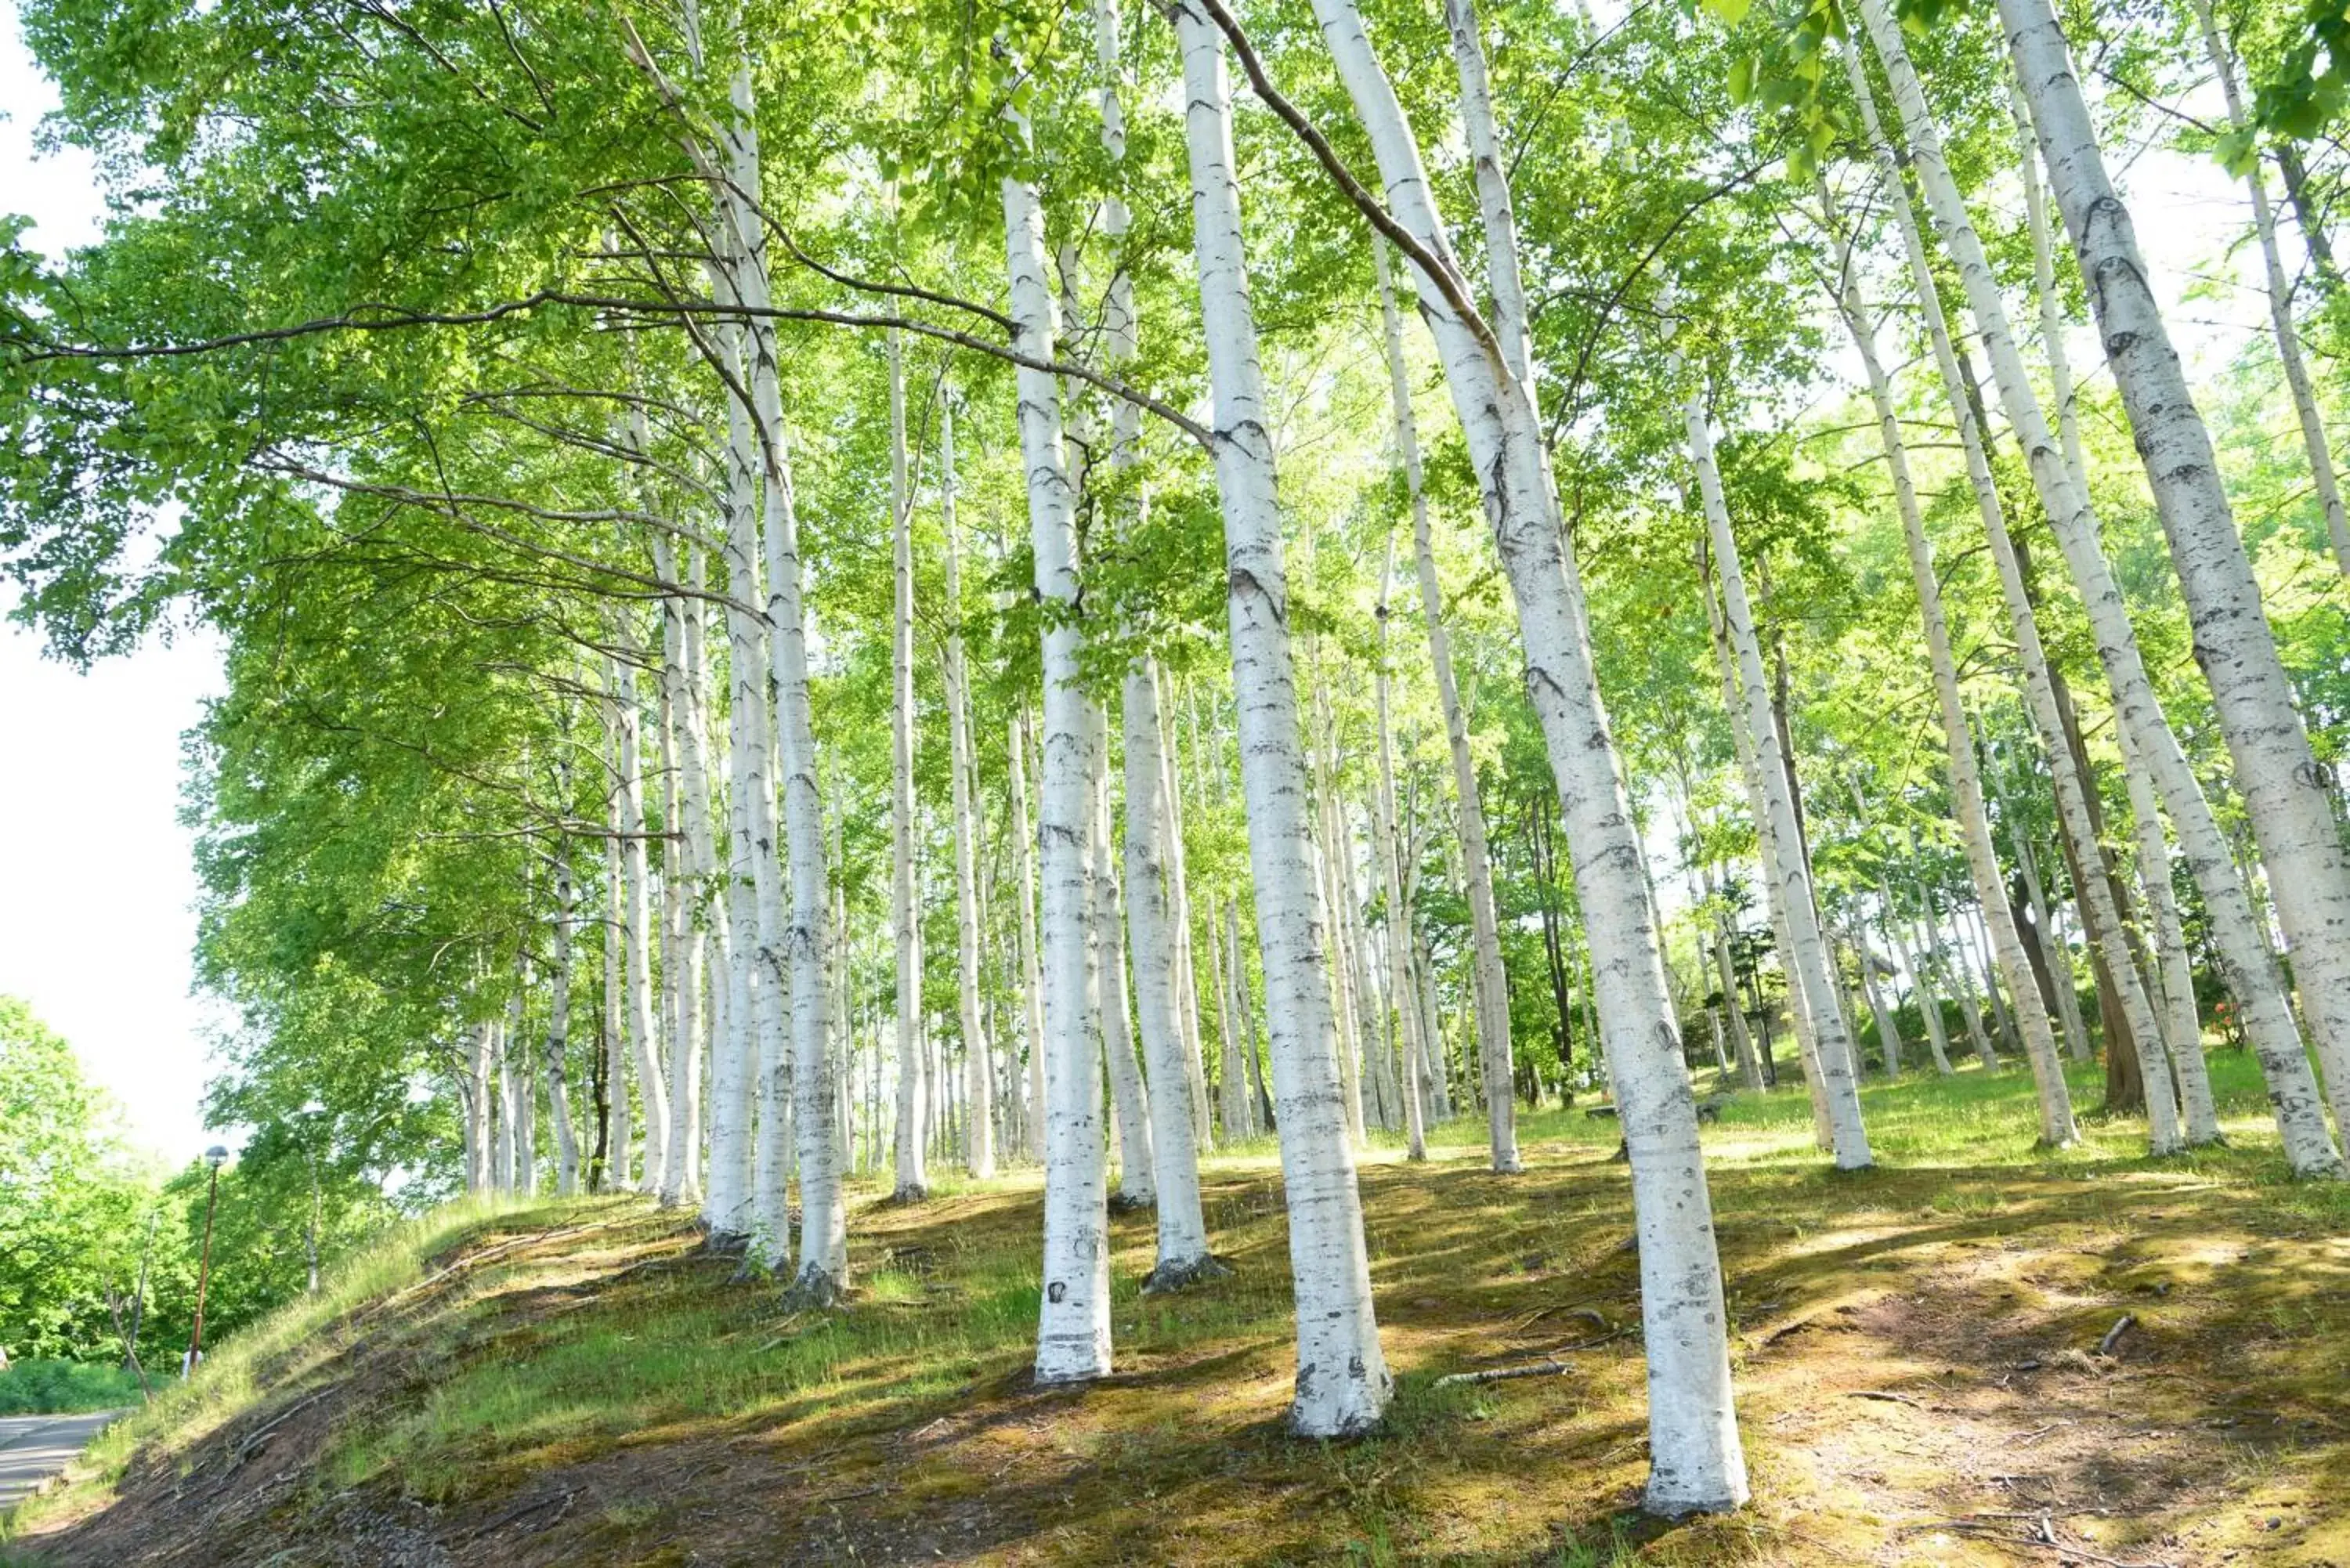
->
[[10, 1060, 2348, 1565]]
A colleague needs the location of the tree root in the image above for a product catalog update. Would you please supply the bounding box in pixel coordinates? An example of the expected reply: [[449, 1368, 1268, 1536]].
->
[[1141, 1253, 1234, 1295]]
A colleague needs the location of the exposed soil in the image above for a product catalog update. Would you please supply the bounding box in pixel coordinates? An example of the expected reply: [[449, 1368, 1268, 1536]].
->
[[12, 1133, 2348, 1566]]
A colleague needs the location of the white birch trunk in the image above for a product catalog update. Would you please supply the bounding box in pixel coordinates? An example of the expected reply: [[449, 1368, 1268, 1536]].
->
[[1306, 0, 1744, 1505], [2120, 728, 2222, 1143], [464, 1020, 494, 1195], [1693, 426, 1854, 1161], [1126, 659, 1217, 1282], [602, 723, 634, 1191], [1710, 909, 1764, 1092], [674, 545, 714, 1206], [1989, 753, 2093, 1065], [1703, 565, 1829, 1134], [1372, 239, 1518, 1171], [884, 330, 929, 1201], [1856, 15, 2181, 1147], [612, 638, 665, 1192], [704, 314, 761, 1245], [1094, 719, 1157, 1208], [1849, 25, 2341, 1168], [1004, 154, 1112, 1382], [1371, 518, 1429, 1162], [938, 399, 996, 1182], [707, 96, 842, 1284], [1158, 705, 1213, 1151], [1813, 193, 2074, 1142], [2193, 0, 2350, 576], [1173, 0, 1390, 1434], [2001, 0, 2350, 1125], [547, 811, 581, 1197], [1010, 713, 1050, 1163], [1209, 900, 1249, 1140]]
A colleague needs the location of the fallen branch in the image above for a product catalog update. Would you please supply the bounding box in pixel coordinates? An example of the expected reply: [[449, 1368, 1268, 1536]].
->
[[1847, 1389, 1925, 1408], [1432, 1358, 1573, 1389], [2096, 1313, 2137, 1357]]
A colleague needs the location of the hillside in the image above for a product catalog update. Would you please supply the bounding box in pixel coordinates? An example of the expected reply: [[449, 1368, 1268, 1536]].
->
[[6, 1064, 2348, 1567]]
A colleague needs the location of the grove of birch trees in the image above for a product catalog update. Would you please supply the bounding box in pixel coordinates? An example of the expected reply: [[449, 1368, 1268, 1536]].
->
[[5, 0, 2348, 1517]]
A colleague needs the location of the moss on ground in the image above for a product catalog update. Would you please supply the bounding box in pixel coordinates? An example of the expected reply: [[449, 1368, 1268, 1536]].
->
[[8, 1049, 2348, 1565]]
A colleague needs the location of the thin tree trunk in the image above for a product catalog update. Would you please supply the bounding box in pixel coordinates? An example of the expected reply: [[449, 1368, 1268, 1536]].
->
[[1124, 658, 1217, 1284], [547, 785, 581, 1197], [1093, 727, 1157, 1208], [1372, 240, 1518, 1172], [1209, 897, 1249, 1140], [602, 717, 634, 1191], [941, 397, 996, 1181], [2191, 0, 2349, 576], [1170, 1, 1390, 1434], [1813, 182, 2072, 1136], [1157, 697, 1213, 1151], [1850, 27, 2341, 1170], [704, 308, 761, 1247], [1296, 0, 1744, 1506], [1847, 27, 2193, 1155], [1010, 712, 1049, 1163], [612, 637, 664, 1193], [1004, 149, 1112, 1382], [2122, 733, 2222, 1143], [1973, 0, 2350, 1147], [1694, 434, 1861, 1162], [883, 329, 928, 1202], [1370, 515, 1429, 1162]]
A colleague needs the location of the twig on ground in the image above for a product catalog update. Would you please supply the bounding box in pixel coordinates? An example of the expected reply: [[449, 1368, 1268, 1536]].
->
[[1846, 1389, 1925, 1407], [1432, 1358, 1574, 1389]]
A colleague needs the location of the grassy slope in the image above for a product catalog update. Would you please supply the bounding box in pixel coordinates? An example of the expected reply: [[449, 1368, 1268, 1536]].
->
[[8, 1051, 2348, 1566]]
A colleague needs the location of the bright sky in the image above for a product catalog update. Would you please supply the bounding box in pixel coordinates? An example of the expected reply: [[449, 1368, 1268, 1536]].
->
[[2, 2, 227, 1161], [0, 1, 2285, 1159]]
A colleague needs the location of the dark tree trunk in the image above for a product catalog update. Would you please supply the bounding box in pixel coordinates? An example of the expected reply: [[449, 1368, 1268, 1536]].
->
[[2008, 874, 2062, 1020]]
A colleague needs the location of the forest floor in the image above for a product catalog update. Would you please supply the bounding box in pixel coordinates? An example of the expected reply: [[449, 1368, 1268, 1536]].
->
[[5, 1051, 2348, 1567]]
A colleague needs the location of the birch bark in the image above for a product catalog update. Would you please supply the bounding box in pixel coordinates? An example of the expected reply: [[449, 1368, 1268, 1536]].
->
[[1849, 24, 2344, 1169], [704, 317, 761, 1246], [1010, 714, 1050, 1163], [884, 330, 929, 1202], [1296, 0, 1744, 1505], [602, 721, 634, 1190], [2189, 0, 2350, 579], [1852, 27, 2175, 1146], [1094, 730, 1157, 1208], [1004, 152, 1112, 1382], [1372, 239, 1518, 1171], [1170, 0, 1390, 1435], [547, 804, 581, 1197], [1688, 390, 1872, 1167], [941, 398, 996, 1180], [612, 638, 665, 1192], [1813, 191, 2073, 1140], [1126, 658, 1217, 1283], [1704, 562, 1831, 1133]]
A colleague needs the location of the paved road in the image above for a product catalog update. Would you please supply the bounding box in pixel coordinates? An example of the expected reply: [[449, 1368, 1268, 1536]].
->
[[0, 1411, 125, 1512]]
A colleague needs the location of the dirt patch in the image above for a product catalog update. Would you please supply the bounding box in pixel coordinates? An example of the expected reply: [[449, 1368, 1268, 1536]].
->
[[13, 1136, 2350, 1566]]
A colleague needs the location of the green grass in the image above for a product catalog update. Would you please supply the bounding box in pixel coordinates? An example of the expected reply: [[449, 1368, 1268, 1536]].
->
[[0, 1364, 144, 1417], [11, 1044, 2350, 1566]]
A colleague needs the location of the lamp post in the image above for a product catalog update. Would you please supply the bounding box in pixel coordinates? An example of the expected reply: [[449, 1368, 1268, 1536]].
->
[[185, 1144, 229, 1378]]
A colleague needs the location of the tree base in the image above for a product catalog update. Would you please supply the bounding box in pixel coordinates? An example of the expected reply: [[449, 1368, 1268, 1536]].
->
[[779, 1264, 845, 1312], [1141, 1253, 1233, 1295], [884, 1182, 930, 1207], [1108, 1190, 1157, 1215], [1640, 1486, 1747, 1520]]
